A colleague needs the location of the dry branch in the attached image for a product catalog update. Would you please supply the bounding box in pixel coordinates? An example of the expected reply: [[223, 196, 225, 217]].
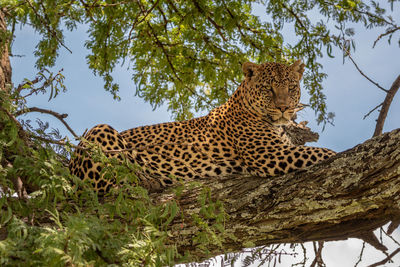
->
[[368, 248, 400, 267], [153, 128, 400, 262], [15, 106, 78, 138], [373, 75, 400, 137], [340, 41, 387, 93]]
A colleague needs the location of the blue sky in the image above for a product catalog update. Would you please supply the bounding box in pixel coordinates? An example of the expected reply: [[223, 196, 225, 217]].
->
[[10, 3, 400, 266]]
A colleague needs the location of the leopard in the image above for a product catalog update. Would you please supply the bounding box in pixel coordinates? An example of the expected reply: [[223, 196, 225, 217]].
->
[[69, 60, 336, 194]]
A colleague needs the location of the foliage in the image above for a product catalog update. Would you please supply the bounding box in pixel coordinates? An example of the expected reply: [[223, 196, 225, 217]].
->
[[0, 86, 185, 266], [191, 186, 227, 254], [2, 0, 399, 123]]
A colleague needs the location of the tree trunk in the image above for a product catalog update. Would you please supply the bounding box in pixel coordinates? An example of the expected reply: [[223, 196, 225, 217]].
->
[[154, 128, 400, 262], [0, 8, 12, 93], [0, 9, 31, 198]]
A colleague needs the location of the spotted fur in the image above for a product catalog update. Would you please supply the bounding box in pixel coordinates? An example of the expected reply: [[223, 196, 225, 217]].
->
[[69, 60, 335, 193]]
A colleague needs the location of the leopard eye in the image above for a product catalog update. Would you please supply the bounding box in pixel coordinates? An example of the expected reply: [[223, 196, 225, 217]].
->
[[265, 89, 273, 96]]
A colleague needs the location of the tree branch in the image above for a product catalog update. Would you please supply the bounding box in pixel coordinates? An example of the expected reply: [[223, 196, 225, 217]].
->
[[281, 2, 309, 34], [25, 0, 72, 54], [192, 0, 227, 42], [14, 77, 40, 97], [223, 1, 263, 51], [153, 128, 400, 262], [128, 0, 161, 42], [15, 106, 78, 138], [373, 26, 400, 48], [354, 242, 366, 267], [363, 102, 383, 120], [141, 11, 212, 106], [29, 134, 71, 147], [368, 248, 400, 267], [373, 75, 400, 137], [339, 40, 387, 93], [310, 241, 325, 267]]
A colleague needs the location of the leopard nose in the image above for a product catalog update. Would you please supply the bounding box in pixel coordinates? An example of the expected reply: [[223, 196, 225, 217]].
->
[[277, 106, 288, 112]]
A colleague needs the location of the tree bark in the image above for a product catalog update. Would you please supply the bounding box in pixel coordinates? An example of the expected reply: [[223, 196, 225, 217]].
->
[[0, 8, 12, 93], [154, 128, 400, 262], [0, 9, 31, 197], [373, 75, 400, 137]]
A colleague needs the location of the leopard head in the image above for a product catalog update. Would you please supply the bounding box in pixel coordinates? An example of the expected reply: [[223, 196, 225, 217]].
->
[[241, 60, 305, 125]]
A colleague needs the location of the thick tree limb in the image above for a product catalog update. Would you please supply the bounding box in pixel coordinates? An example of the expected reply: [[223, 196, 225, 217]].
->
[[0, 8, 11, 93], [154, 128, 400, 262]]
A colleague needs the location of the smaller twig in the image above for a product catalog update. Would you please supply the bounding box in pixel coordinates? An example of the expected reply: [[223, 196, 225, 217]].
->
[[353, 8, 397, 28], [381, 226, 400, 247], [354, 242, 366, 267], [340, 41, 388, 93], [30, 134, 73, 147], [367, 248, 400, 267], [15, 107, 78, 138], [21, 87, 44, 99], [14, 68, 65, 100], [310, 241, 324, 267], [373, 74, 400, 137], [15, 77, 40, 96], [373, 26, 400, 48], [291, 243, 307, 266], [2, 2, 26, 13], [363, 103, 383, 120], [281, 2, 309, 33]]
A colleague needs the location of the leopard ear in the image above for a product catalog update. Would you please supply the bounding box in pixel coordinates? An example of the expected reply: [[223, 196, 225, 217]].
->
[[290, 60, 306, 80], [242, 62, 259, 79]]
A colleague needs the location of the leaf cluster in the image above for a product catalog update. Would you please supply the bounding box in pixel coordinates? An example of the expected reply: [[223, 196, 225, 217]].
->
[[191, 185, 228, 255]]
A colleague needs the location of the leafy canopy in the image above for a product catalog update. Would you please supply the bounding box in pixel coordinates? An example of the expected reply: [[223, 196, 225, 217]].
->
[[3, 0, 398, 123]]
